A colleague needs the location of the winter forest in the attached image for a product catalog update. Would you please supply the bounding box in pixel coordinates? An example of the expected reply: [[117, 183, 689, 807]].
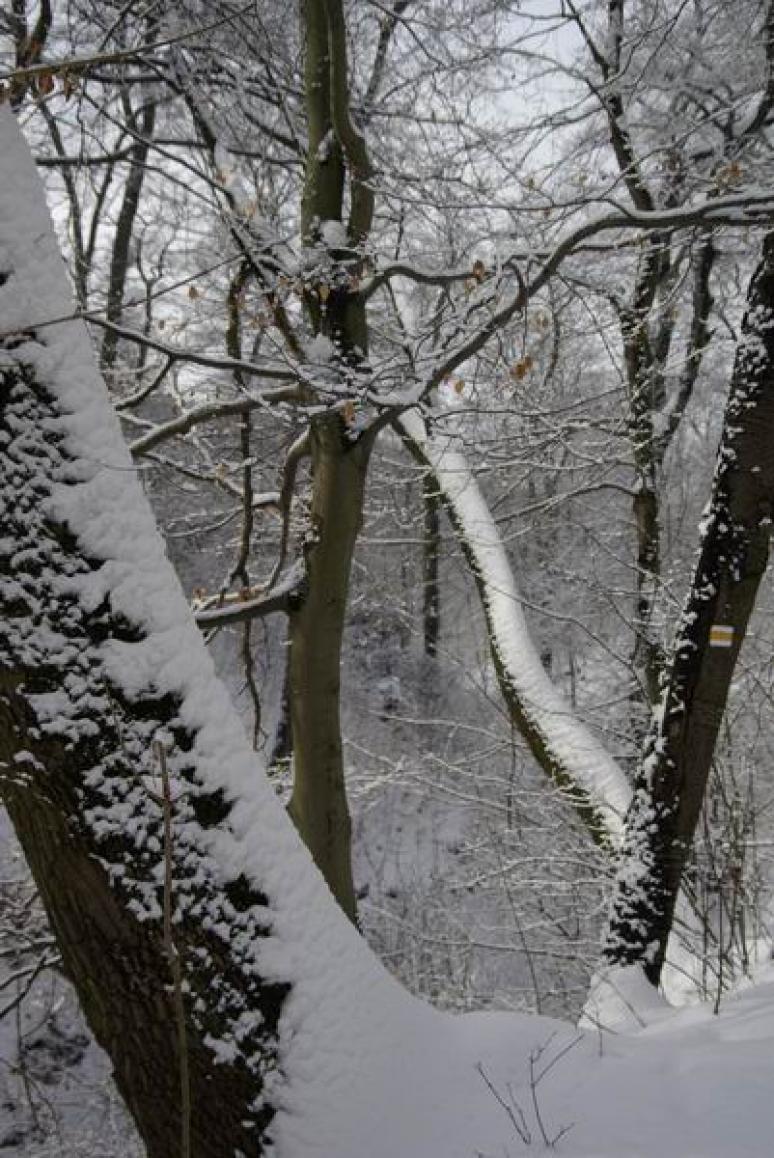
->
[[3, 0, 774, 1154]]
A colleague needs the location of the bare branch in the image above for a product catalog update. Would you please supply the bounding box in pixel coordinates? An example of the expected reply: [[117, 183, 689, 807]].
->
[[194, 563, 305, 628], [0, 4, 253, 84], [128, 395, 297, 458], [269, 430, 311, 589], [86, 316, 298, 383]]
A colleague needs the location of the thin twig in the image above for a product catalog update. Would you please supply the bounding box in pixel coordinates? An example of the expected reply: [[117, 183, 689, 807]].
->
[[476, 1062, 531, 1145]]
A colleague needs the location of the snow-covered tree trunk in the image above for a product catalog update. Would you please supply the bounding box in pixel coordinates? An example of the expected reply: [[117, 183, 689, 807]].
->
[[0, 104, 289, 1157], [605, 232, 774, 984], [0, 104, 381, 1158], [398, 410, 632, 848], [422, 474, 441, 658]]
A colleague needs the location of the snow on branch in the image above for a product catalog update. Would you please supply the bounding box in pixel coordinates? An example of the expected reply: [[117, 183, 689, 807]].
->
[[193, 562, 305, 627], [399, 409, 632, 847]]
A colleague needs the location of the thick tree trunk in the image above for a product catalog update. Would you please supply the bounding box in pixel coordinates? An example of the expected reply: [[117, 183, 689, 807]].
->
[[0, 360, 287, 1158], [281, 0, 375, 920], [0, 106, 413, 1158], [0, 108, 300, 1157], [287, 413, 371, 922], [605, 232, 774, 984]]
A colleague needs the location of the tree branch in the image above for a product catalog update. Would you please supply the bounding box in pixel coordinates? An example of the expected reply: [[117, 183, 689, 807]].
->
[[397, 408, 632, 848]]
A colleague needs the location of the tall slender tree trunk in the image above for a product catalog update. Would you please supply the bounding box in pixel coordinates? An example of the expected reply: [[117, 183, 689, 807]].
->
[[422, 474, 441, 657], [605, 232, 774, 984], [287, 413, 371, 922], [269, 653, 294, 768], [99, 25, 157, 373], [621, 239, 668, 709], [280, 0, 376, 918]]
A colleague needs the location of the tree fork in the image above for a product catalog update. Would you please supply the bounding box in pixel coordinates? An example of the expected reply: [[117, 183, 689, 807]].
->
[[283, 0, 376, 919]]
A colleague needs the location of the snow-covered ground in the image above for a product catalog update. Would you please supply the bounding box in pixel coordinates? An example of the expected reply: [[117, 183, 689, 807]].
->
[[5, 936, 773, 1157], [263, 958, 774, 1158]]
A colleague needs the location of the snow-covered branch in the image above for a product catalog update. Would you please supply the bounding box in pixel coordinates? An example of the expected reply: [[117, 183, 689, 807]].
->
[[398, 409, 632, 847], [194, 562, 305, 628]]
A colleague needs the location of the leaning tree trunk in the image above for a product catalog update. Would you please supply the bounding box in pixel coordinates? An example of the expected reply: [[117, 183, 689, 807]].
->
[[605, 231, 774, 985], [0, 104, 376, 1158], [398, 410, 632, 849]]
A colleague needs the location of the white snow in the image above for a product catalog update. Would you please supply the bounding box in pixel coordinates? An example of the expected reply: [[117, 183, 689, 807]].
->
[[306, 333, 337, 364], [399, 408, 632, 844], [274, 959, 774, 1158], [3, 106, 774, 1158], [319, 219, 349, 249]]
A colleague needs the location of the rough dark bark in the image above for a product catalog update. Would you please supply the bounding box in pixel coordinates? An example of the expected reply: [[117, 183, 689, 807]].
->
[[623, 233, 715, 711], [422, 474, 441, 657], [100, 92, 156, 371], [0, 357, 287, 1157], [605, 232, 774, 984]]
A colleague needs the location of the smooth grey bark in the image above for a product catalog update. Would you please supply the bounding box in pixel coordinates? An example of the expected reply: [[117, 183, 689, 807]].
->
[[287, 413, 373, 922], [279, 0, 376, 918]]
